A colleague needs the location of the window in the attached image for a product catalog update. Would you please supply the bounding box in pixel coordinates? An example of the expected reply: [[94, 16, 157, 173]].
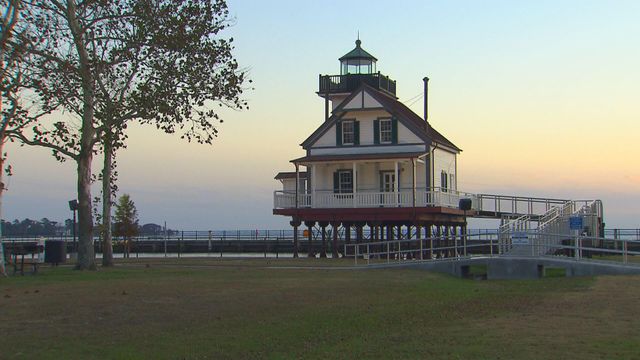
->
[[380, 119, 392, 143], [338, 171, 353, 193], [441, 171, 448, 192], [342, 121, 354, 145], [450, 174, 455, 191]]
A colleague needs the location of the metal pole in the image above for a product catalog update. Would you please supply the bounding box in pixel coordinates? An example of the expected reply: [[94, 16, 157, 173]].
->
[[366, 244, 370, 265], [387, 242, 390, 263], [72, 209, 77, 252], [430, 237, 433, 259], [490, 235, 493, 257], [355, 244, 358, 265]]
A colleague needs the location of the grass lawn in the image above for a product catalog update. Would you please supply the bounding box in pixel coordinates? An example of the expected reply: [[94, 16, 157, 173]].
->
[[2, 258, 640, 359]]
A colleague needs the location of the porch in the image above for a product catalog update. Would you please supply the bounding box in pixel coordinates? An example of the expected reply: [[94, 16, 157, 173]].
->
[[273, 188, 475, 210]]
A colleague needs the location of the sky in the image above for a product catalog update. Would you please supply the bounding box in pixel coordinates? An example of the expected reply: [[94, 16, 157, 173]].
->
[[4, 0, 640, 230]]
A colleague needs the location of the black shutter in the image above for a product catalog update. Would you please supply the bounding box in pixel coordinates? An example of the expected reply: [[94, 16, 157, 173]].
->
[[391, 117, 398, 144], [333, 172, 339, 193], [336, 121, 342, 146], [354, 121, 360, 145], [373, 119, 380, 144]]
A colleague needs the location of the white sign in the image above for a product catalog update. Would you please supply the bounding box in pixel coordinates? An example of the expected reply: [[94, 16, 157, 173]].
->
[[512, 232, 529, 245]]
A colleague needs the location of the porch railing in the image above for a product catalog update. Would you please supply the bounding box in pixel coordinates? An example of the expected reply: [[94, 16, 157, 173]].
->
[[273, 188, 477, 210]]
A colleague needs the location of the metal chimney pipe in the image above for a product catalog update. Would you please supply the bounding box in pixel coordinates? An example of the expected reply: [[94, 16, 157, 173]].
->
[[423, 76, 429, 123]]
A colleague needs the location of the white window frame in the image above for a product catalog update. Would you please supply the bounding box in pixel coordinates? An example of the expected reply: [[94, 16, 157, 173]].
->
[[338, 170, 353, 194], [342, 121, 354, 145], [441, 171, 448, 192], [379, 118, 392, 144]]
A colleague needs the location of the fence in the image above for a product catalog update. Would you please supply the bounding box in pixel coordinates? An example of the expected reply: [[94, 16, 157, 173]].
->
[[2, 228, 639, 260]]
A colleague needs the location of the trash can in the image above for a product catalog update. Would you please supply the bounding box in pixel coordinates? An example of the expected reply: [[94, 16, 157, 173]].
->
[[45, 240, 66, 265]]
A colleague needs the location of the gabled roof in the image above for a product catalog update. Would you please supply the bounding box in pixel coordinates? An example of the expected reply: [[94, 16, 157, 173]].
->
[[301, 83, 461, 152]]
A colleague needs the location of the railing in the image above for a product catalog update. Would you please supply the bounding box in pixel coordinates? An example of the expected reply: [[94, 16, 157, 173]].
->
[[500, 200, 603, 256], [274, 188, 477, 210], [346, 231, 640, 268], [318, 73, 396, 96], [274, 188, 582, 219], [475, 194, 568, 217]]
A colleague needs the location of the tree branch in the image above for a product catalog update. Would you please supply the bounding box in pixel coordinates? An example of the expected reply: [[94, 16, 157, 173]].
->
[[8, 130, 79, 160]]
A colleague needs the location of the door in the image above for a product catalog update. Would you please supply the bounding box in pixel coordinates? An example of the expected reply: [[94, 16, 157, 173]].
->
[[380, 171, 395, 206]]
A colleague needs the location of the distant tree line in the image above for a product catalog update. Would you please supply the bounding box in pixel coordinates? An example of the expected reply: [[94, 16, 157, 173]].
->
[[1, 218, 174, 237]]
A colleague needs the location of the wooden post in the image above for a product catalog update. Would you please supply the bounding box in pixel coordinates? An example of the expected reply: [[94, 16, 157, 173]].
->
[[436, 225, 442, 258], [331, 222, 340, 259], [344, 222, 351, 257], [290, 219, 301, 258], [305, 221, 315, 258], [319, 221, 328, 258], [462, 223, 467, 256]]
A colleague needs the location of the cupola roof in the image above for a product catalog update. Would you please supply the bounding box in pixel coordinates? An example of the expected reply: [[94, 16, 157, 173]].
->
[[339, 39, 378, 62]]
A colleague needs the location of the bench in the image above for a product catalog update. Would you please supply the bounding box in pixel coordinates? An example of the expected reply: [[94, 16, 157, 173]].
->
[[4, 243, 44, 275]]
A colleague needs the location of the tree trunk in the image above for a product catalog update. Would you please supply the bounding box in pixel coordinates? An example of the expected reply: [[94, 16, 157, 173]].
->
[[101, 136, 114, 266], [67, 0, 96, 270], [76, 150, 96, 270]]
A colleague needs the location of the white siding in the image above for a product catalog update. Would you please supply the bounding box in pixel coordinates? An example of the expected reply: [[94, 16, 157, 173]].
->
[[343, 91, 363, 110], [310, 144, 426, 156], [363, 91, 382, 108], [398, 122, 422, 144], [309, 159, 426, 193], [432, 147, 457, 190], [314, 126, 336, 147], [281, 178, 306, 193], [309, 109, 426, 150], [330, 95, 348, 110]]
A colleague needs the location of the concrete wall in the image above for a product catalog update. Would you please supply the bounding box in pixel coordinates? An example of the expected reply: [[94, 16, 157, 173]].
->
[[369, 257, 640, 280]]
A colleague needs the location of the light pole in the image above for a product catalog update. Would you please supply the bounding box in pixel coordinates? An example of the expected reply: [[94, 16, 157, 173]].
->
[[68, 200, 78, 252]]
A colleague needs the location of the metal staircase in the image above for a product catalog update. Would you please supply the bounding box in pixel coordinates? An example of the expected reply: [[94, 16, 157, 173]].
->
[[501, 200, 603, 256]]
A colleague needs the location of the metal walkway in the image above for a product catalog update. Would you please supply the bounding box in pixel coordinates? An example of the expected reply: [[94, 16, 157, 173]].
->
[[345, 227, 639, 279]]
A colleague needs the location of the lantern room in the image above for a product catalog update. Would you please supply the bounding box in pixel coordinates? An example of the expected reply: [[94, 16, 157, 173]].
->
[[339, 39, 377, 75]]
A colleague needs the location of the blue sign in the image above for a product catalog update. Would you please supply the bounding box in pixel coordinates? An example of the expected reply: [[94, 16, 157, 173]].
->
[[569, 216, 583, 230], [512, 232, 529, 245]]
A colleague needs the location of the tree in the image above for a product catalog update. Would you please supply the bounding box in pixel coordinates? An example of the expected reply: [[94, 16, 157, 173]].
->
[[94, 0, 247, 266], [6, 0, 128, 270], [113, 194, 138, 258], [9, 0, 248, 270], [1, 0, 39, 276]]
